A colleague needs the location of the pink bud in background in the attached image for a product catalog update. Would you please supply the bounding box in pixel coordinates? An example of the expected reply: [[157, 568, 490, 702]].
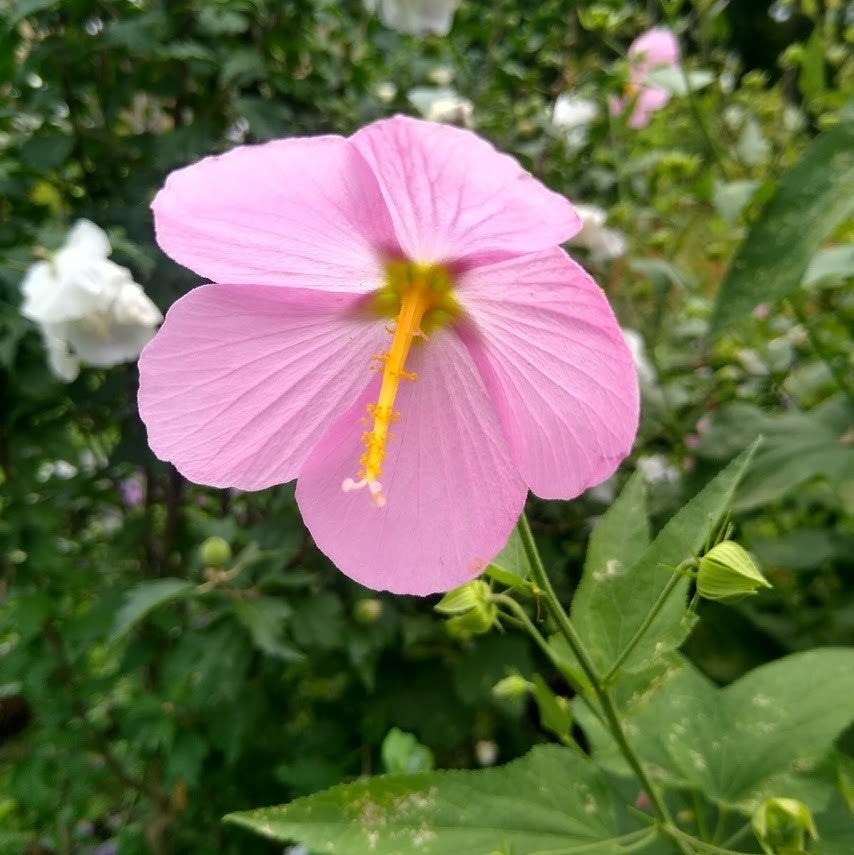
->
[[611, 27, 681, 129]]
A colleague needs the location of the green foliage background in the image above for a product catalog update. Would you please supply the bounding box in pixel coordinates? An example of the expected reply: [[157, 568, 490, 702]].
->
[[1, 1, 853, 854]]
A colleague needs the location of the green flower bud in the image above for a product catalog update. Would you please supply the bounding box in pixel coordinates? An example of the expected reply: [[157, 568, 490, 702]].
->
[[752, 797, 817, 854], [353, 598, 383, 625], [492, 674, 533, 701], [697, 541, 771, 602], [199, 536, 231, 568], [435, 580, 491, 615], [444, 607, 497, 640], [436, 581, 497, 639]]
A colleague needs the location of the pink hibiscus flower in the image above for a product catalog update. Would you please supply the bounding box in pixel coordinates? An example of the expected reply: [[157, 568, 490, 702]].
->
[[138, 116, 638, 595], [611, 27, 681, 129]]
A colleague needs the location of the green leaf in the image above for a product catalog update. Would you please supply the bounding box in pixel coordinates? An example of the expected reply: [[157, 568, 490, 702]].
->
[[109, 578, 195, 644], [803, 244, 854, 289], [799, 25, 826, 101], [485, 527, 530, 587], [232, 597, 303, 662], [697, 397, 854, 510], [711, 120, 854, 332], [642, 66, 715, 94], [226, 745, 623, 855], [579, 649, 854, 810], [381, 728, 434, 775], [567, 443, 757, 675], [712, 179, 760, 225], [19, 134, 74, 171], [531, 674, 573, 744], [4, 0, 59, 28]]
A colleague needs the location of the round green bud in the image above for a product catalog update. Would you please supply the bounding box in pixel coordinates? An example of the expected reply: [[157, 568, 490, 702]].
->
[[697, 541, 771, 603], [436, 580, 497, 639], [353, 598, 383, 625], [492, 674, 533, 701], [199, 536, 231, 568]]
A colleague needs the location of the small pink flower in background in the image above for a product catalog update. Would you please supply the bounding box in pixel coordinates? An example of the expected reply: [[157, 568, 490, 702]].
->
[[610, 27, 681, 129], [120, 474, 145, 507], [138, 116, 638, 595]]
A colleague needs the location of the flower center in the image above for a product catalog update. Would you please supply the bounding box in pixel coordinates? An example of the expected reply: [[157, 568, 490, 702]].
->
[[342, 260, 458, 508]]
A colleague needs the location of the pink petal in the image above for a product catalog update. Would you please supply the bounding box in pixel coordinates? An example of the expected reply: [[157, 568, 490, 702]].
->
[[295, 330, 527, 595], [629, 27, 681, 74], [351, 115, 580, 264], [138, 284, 386, 489], [628, 87, 671, 128], [457, 248, 638, 499], [151, 137, 399, 293]]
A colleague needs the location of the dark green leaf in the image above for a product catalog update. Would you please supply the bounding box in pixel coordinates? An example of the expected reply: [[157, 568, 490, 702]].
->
[[109, 578, 195, 644], [711, 121, 854, 331]]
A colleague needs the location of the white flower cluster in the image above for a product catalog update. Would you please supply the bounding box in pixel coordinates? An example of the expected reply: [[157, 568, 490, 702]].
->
[[20, 220, 162, 382], [551, 93, 599, 150], [569, 203, 628, 262], [364, 0, 462, 36]]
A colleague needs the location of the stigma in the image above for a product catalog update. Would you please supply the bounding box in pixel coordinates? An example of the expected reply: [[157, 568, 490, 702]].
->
[[342, 260, 458, 508]]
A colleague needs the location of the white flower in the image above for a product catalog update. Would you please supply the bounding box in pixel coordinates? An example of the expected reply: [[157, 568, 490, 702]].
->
[[20, 220, 162, 382], [407, 86, 473, 126], [569, 203, 628, 262], [374, 81, 398, 103], [551, 93, 598, 149], [637, 454, 680, 485], [621, 328, 657, 387], [364, 0, 462, 36], [474, 739, 499, 767]]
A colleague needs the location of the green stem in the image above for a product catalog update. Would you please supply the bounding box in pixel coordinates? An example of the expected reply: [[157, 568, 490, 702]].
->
[[691, 790, 710, 841], [790, 300, 854, 404], [492, 595, 582, 688], [658, 3, 729, 178], [602, 571, 683, 684], [492, 594, 607, 731], [720, 822, 752, 850], [666, 825, 754, 855], [711, 805, 729, 844], [516, 514, 692, 855], [620, 828, 662, 853]]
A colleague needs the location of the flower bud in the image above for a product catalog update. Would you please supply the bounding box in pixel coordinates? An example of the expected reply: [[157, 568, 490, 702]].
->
[[435, 580, 492, 615], [491, 674, 533, 701], [436, 580, 497, 639], [752, 797, 817, 854], [199, 536, 232, 568], [697, 541, 771, 602], [353, 598, 383, 625]]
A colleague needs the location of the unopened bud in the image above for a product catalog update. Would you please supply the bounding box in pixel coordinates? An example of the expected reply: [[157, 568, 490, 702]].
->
[[444, 607, 497, 640], [697, 541, 771, 602], [752, 797, 817, 854], [353, 598, 383, 625], [436, 580, 497, 639], [435, 580, 491, 615], [199, 536, 231, 568], [492, 674, 533, 701]]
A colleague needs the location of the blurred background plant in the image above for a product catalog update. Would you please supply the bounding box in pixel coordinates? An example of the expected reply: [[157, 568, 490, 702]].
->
[[1, 1, 852, 854]]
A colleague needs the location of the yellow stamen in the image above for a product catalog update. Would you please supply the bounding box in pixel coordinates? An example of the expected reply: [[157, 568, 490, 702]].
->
[[342, 261, 458, 508]]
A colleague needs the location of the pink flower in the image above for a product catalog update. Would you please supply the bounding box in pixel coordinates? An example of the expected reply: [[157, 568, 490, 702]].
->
[[610, 27, 681, 129], [138, 116, 638, 595]]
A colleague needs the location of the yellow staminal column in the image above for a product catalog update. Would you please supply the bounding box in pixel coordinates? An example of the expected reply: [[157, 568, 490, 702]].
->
[[343, 262, 456, 508]]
